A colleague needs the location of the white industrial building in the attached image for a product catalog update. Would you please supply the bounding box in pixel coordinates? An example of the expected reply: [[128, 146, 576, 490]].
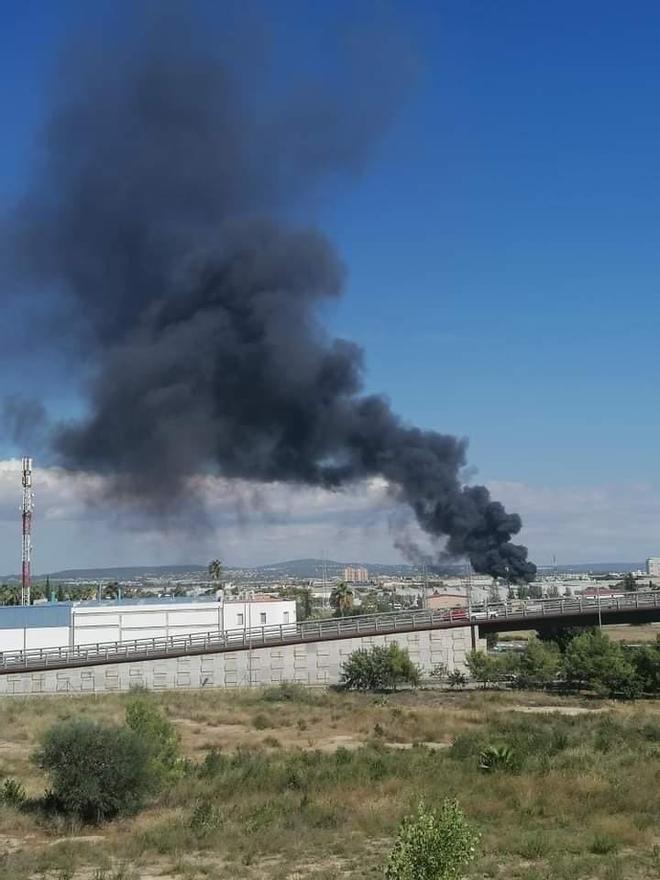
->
[[0, 597, 296, 654]]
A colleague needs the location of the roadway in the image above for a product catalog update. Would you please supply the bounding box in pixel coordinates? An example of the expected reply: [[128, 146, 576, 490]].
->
[[0, 589, 658, 675]]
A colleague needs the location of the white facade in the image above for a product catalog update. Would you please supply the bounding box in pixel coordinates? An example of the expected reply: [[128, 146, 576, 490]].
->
[[0, 598, 297, 654], [73, 598, 296, 645], [647, 557, 660, 577], [0, 626, 71, 653]]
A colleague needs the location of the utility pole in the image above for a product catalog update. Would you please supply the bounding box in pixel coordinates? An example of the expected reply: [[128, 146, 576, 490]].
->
[[248, 589, 254, 686], [322, 549, 327, 609], [20, 457, 33, 606]]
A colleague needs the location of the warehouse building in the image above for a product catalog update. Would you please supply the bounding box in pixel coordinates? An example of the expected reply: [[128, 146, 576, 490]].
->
[[0, 596, 296, 654]]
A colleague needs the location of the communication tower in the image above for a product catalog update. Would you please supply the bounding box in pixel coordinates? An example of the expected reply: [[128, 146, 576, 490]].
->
[[21, 457, 34, 606], [463, 559, 473, 609]]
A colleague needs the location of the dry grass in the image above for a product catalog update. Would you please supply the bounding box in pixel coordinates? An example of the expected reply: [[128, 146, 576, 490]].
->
[[0, 687, 657, 878]]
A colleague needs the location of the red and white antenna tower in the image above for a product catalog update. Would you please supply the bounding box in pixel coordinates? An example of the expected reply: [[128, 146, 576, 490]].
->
[[21, 457, 34, 606]]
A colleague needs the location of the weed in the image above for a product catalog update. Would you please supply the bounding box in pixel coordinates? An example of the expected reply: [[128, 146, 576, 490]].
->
[[590, 833, 619, 855]]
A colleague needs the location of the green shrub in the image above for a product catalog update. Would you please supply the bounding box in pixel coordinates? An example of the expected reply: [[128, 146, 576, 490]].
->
[[447, 670, 467, 689], [261, 682, 315, 703], [190, 798, 222, 836], [538, 625, 596, 653], [385, 799, 479, 880], [564, 630, 641, 698], [35, 720, 152, 822], [198, 747, 225, 778], [341, 644, 420, 691], [590, 833, 619, 855], [252, 713, 272, 730], [465, 650, 501, 686], [125, 697, 183, 787], [479, 744, 516, 773], [630, 639, 660, 693], [0, 777, 25, 807], [515, 638, 561, 689]]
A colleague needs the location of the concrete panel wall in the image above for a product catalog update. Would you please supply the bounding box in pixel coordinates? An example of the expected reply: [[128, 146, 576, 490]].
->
[[0, 627, 483, 696]]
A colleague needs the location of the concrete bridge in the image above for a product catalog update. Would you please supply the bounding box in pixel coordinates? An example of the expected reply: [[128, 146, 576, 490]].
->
[[0, 590, 656, 695]]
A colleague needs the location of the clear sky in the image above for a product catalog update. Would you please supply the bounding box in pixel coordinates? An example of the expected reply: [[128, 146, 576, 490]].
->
[[1, 1, 660, 571]]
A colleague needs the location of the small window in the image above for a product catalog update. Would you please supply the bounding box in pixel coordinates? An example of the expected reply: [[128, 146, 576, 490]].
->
[[237, 613, 244, 626], [260, 612, 267, 624], [283, 612, 290, 624]]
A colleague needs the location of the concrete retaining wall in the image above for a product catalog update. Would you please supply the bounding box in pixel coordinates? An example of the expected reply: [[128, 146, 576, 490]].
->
[[0, 627, 483, 696]]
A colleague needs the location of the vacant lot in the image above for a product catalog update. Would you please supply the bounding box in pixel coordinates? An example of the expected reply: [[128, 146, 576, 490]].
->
[[499, 623, 660, 643], [0, 686, 657, 879]]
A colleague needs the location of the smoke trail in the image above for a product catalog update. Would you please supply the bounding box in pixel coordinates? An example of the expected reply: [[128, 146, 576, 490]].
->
[[4, 7, 536, 581], [1, 396, 49, 452]]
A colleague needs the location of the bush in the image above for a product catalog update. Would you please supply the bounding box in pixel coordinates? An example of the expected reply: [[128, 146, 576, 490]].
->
[[35, 720, 152, 822], [564, 630, 641, 698], [465, 650, 501, 686], [447, 670, 467, 689], [190, 798, 222, 836], [515, 638, 561, 689], [385, 799, 479, 880], [0, 777, 25, 807], [341, 644, 420, 691], [479, 744, 516, 773], [590, 833, 619, 855], [125, 697, 184, 787], [537, 625, 595, 653], [630, 638, 660, 693], [261, 682, 315, 703]]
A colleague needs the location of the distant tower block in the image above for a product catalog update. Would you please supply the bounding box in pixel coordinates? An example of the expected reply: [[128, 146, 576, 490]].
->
[[21, 457, 34, 606]]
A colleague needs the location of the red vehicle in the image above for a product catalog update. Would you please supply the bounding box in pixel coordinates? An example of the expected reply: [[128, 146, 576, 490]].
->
[[447, 606, 468, 622]]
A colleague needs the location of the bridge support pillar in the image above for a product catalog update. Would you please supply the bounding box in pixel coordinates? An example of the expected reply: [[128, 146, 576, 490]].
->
[[470, 625, 477, 652]]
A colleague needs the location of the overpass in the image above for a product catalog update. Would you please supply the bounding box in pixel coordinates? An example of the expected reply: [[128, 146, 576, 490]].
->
[[0, 589, 658, 676]]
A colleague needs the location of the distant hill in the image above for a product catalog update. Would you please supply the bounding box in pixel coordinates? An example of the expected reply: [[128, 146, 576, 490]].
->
[[0, 559, 645, 583]]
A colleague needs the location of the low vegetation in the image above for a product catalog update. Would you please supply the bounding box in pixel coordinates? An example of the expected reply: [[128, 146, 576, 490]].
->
[[0, 685, 654, 878]]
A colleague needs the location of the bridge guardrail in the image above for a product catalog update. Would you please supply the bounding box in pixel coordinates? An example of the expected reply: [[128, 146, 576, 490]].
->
[[0, 590, 658, 673]]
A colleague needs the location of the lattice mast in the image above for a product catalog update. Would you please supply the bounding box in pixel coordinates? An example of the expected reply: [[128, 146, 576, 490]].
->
[[21, 457, 33, 606]]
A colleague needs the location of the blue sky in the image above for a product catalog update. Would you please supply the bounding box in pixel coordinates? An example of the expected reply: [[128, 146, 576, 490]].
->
[[1, 1, 660, 569]]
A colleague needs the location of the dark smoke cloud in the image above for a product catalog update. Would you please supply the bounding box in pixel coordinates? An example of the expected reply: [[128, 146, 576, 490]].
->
[[5, 6, 536, 582], [1, 396, 49, 453]]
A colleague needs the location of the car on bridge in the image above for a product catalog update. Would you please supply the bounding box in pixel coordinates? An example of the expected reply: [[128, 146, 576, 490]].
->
[[470, 606, 501, 621]]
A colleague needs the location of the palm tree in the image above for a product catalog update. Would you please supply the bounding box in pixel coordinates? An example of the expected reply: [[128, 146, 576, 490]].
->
[[330, 582, 354, 618], [103, 581, 120, 600], [208, 559, 223, 596]]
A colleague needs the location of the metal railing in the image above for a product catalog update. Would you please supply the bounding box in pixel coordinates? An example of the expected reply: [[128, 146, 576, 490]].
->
[[0, 589, 658, 674]]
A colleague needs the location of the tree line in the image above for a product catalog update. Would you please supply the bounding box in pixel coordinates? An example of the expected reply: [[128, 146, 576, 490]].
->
[[466, 628, 660, 698]]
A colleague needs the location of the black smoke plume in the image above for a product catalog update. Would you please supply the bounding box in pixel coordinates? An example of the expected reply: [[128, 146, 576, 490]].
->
[[6, 8, 536, 582]]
